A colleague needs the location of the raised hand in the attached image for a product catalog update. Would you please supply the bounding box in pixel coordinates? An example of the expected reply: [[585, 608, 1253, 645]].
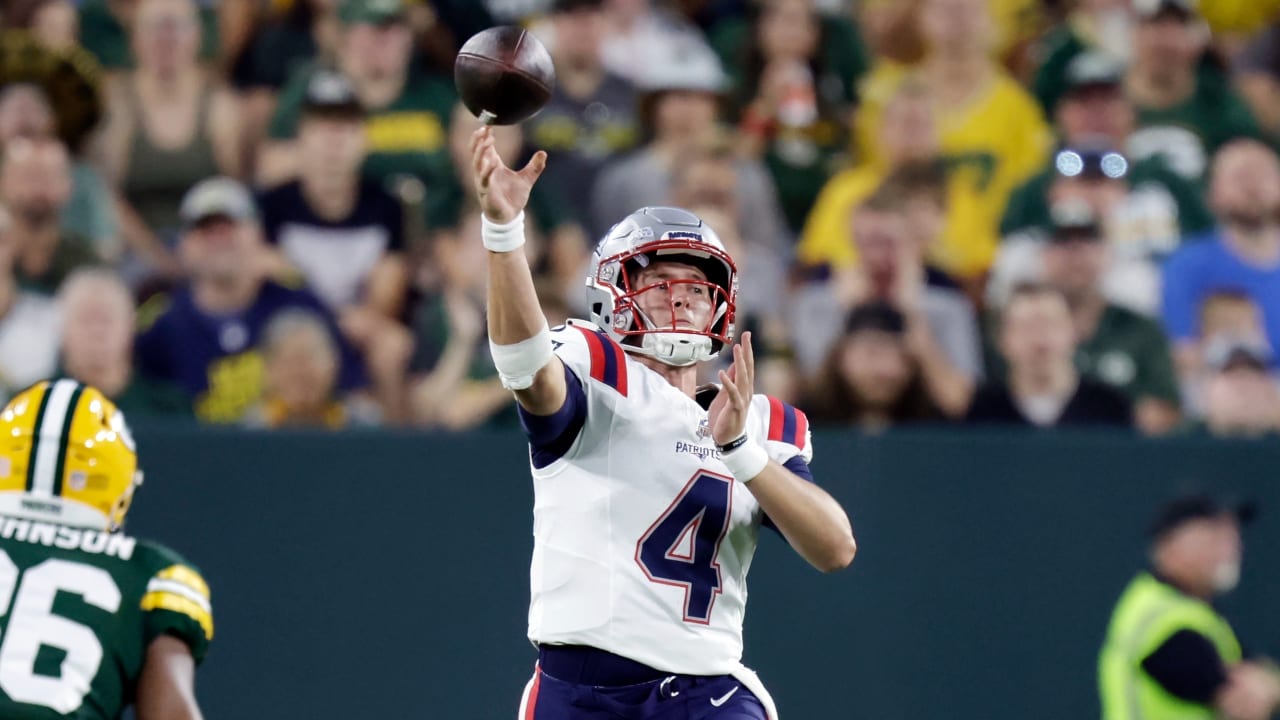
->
[[709, 332, 755, 446], [470, 126, 547, 224]]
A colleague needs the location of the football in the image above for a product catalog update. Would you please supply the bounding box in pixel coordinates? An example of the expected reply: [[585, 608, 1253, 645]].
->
[[454, 26, 556, 126]]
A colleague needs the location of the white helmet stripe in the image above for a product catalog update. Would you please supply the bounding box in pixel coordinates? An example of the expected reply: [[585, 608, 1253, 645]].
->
[[29, 379, 81, 497]]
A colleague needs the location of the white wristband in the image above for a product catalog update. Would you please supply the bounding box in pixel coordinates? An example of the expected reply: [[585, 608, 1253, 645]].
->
[[720, 437, 769, 482], [489, 323, 553, 390], [482, 211, 526, 253]]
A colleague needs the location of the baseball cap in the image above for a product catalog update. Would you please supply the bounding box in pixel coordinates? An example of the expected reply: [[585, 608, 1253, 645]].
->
[[338, 0, 405, 25], [1204, 334, 1274, 372], [1134, 0, 1197, 21], [844, 301, 906, 336], [1048, 199, 1102, 241], [179, 177, 257, 228], [1063, 51, 1124, 97], [301, 70, 364, 118], [1054, 146, 1130, 181], [1148, 492, 1257, 539]]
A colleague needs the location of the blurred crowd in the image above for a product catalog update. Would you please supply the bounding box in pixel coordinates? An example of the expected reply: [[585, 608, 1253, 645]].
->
[[1, 0, 1280, 436]]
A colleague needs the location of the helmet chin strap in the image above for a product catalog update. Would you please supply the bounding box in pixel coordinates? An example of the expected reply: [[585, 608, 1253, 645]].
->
[[629, 304, 721, 367]]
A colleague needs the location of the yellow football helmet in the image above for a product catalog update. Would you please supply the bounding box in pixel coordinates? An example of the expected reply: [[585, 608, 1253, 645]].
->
[[0, 380, 142, 532]]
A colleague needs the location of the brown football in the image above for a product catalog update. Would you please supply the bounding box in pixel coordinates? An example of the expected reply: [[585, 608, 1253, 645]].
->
[[454, 26, 555, 126]]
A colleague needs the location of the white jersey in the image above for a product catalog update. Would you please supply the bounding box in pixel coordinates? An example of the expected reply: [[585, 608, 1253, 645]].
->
[[526, 321, 813, 675]]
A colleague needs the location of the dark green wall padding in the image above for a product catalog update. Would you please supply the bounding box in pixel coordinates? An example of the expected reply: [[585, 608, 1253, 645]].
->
[[123, 427, 1280, 719]]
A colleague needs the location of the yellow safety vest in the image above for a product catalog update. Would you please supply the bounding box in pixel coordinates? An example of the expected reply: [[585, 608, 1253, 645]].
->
[[1099, 572, 1242, 720]]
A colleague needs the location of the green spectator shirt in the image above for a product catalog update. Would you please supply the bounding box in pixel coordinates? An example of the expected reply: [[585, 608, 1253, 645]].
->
[[711, 12, 869, 232], [269, 62, 455, 189], [985, 304, 1181, 405], [1001, 156, 1216, 239], [78, 0, 219, 70], [1128, 74, 1261, 184]]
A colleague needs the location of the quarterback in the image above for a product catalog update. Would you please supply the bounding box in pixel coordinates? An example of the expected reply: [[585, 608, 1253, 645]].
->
[[471, 126, 856, 720], [0, 380, 212, 719]]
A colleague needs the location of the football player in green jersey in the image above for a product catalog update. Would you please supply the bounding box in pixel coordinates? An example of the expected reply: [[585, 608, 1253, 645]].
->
[[0, 379, 212, 719]]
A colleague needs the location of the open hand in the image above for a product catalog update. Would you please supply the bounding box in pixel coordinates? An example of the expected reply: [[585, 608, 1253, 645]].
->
[[709, 332, 755, 446], [470, 125, 546, 224]]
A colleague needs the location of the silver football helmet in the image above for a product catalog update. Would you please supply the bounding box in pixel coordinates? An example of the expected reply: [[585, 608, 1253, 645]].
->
[[585, 207, 738, 367]]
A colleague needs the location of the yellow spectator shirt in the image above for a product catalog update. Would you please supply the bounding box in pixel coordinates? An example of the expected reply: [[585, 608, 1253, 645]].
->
[[835, 63, 1051, 277], [1198, 0, 1280, 35], [797, 164, 884, 268]]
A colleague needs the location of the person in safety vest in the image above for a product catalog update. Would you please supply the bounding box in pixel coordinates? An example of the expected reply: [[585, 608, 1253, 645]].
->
[[1099, 492, 1280, 720]]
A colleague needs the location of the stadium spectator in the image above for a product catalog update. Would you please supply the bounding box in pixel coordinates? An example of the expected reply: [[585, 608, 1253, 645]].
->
[[0, 204, 60, 405], [0, 137, 100, 294], [0, 83, 119, 261], [244, 308, 380, 429], [57, 267, 189, 416], [852, 0, 1052, 281], [591, 44, 791, 272], [429, 102, 586, 302], [709, 0, 869, 117], [524, 0, 639, 239], [96, 0, 242, 279], [1001, 52, 1213, 311], [597, 0, 717, 88], [407, 212, 513, 431], [801, 301, 942, 432], [232, 0, 342, 165], [258, 69, 413, 423], [77, 0, 219, 71], [798, 79, 938, 272], [134, 177, 368, 424], [1123, 0, 1259, 184], [995, 141, 1196, 316], [729, 0, 856, 233], [260, 0, 455, 192], [1196, 335, 1280, 437], [669, 142, 788, 348], [991, 201, 1181, 434], [1099, 493, 1280, 720], [1162, 140, 1280, 380], [1175, 291, 1270, 417], [967, 283, 1132, 428], [791, 180, 981, 418]]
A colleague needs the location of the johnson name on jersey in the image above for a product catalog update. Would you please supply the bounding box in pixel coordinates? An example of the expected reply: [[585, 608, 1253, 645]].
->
[[525, 321, 812, 676], [0, 514, 212, 719]]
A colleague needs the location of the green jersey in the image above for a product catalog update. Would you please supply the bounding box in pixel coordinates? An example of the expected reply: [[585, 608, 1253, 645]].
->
[[0, 514, 212, 719], [1129, 72, 1261, 185]]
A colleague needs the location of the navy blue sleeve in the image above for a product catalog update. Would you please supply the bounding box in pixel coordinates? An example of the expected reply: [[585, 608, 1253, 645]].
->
[[133, 310, 172, 382], [518, 363, 588, 469], [1141, 629, 1228, 704], [761, 455, 816, 536]]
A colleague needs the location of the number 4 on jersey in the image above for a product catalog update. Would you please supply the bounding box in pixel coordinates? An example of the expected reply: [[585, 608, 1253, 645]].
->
[[635, 471, 733, 624]]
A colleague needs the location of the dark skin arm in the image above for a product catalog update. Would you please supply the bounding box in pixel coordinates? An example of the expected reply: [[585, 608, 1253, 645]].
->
[[135, 635, 202, 720]]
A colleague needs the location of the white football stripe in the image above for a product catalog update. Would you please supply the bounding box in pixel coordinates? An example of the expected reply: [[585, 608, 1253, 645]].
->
[[145, 579, 212, 613], [30, 380, 79, 497]]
